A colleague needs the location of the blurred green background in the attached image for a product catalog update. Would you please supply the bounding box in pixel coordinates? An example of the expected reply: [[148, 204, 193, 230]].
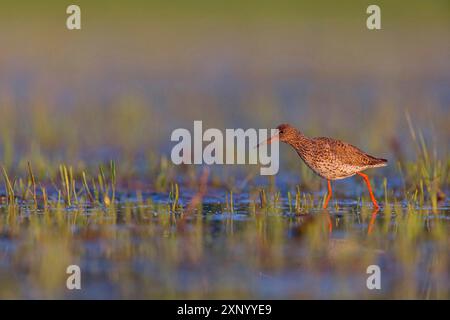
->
[[0, 0, 449, 173]]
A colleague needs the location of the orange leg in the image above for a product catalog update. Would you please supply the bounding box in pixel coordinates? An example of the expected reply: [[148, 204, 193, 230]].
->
[[357, 172, 380, 209], [323, 180, 332, 209]]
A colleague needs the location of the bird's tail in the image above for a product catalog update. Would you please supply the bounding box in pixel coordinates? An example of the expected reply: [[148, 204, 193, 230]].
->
[[369, 157, 388, 168]]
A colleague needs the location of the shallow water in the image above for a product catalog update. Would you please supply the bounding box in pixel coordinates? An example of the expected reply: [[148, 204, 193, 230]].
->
[[0, 182, 448, 299], [0, 0, 448, 300]]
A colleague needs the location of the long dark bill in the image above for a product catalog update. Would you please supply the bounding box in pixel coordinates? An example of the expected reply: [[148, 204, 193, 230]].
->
[[256, 133, 279, 149]]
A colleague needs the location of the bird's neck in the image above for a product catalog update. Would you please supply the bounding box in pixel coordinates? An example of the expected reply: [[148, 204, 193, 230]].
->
[[287, 131, 311, 155]]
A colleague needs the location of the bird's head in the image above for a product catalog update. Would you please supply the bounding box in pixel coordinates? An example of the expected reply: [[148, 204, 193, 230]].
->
[[257, 123, 299, 148], [276, 123, 298, 143]]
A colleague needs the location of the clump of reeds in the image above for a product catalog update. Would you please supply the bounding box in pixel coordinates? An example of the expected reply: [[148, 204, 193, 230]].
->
[[403, 112, 447, 212], [27, 162, 38, 209], [169, 182, 180, 212], [59, 164, 76, 206], [1, 165, 15, 205], [94, 161, 117, 207]]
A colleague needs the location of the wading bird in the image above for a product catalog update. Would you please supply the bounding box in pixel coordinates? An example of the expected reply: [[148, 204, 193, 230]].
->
[[261, 124, 387, 209]]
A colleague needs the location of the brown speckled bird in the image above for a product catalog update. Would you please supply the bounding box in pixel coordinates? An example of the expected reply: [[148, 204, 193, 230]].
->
[[263, 123, 387, 209]]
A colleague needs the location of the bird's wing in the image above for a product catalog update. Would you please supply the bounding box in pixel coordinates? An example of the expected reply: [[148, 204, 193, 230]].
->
[[313, 137, 382, 167]]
